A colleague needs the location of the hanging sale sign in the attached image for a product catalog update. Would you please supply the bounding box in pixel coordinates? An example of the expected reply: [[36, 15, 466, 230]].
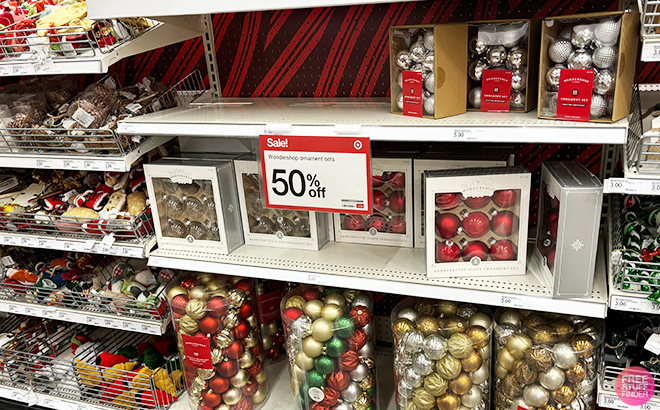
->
[[259, 135, 372, 214]]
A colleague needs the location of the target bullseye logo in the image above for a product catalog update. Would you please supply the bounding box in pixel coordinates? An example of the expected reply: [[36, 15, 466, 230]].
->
[[354, 140, 362, 150]]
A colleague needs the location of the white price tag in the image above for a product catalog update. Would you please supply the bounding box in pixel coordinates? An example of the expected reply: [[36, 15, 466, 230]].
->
[[119, 123, 136, 134], [122, 321, 140, 332], [12, 64, 32, 76], [11, 390, 25, 401], [611, 295, 660, 313], [72, 108, 95, 128], [43, 308, 57, 319], [452, 129, 477, 141], [42, 398, 55, 408], [307, 274, 325, 286], [82, 239, 96, 251], [604, 178, 660, 195], [141, 323, 161, 335], [83, 160, 103, 171], [9, 304, 25, 314], [63, 159, 85, 170], [39, 238, 56, 249], [259, 136, 372, 213], [598, 394, 628, 410], [103, 318, 121, 329], [58, 310, 84, 322], [21, 237, 38, 247], [121, 246, 142, 258], [62, 241, 84, 252], [34, 58, 55, 73], [36, 159, 57, 169], [500, 295, 527, 309], [105, 161, 124, 172], [99, 234, 115, 249], [24, 305, 41, 317], [4, 235, 19, 246], [86, 316, 102, 326]]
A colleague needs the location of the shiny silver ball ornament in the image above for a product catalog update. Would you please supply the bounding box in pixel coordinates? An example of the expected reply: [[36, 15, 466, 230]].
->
[[559, 26, 573, 40], [542, 91, 558, 117], [469, 36, 487, 56], [403, 367, 423, 389], [511, 68, 527, 91], [595, 19, 621, 45], [402, 329, 425, 354], [424, 94, 435, 115], [424, 72, 435, 93], [359, 340, 375, 358], [412, 352, 434, 376], [334, 403, 352, 410], [424, 30, 435, 51], [510, 91, 525, 110], [468, 60, 488, 82], [486, 45, 507, 66], [351, 293, 373, 310], [350, 363, 369, 382], [468, 87, 482, 109], [594, 69, 615, 95], [553, 343, 578, 369], [571, 25, 594, 49], [292, 315, 313, 338], [548, 40, 573, 64], [593, 45, 617, 69], [397, 380, 415, 399], [423, 334, 447, 360], [397, 71, 403, 89], [590, 94, 608, 119], [410, 40, 427, 63], [567, 49, 592, 69], [461, 385, 483, 408], [546, 64, 565, 90], [397, 307, 420, 324], [539, 366, 566, 390], [342, 382, 363, 403], [507, 46, 527, 68], [396, 51, 413, 70], [396, 93, 404, 111], [423, 52, 435, 71], [523, 383, 550, 407], [457, 305, 477, 319]]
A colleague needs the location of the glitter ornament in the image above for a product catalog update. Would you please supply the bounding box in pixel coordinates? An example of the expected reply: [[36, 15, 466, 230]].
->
[[545, 65, 565, 89], [469, 37, 487, 56], [510, 91, 525, 110], [592, 45, 617, 69], [552, 384, 577, 405], [412, 352, 434, 376], [511, 69, 527, 92], [571, 25, 594, 49], [590, 94, 608, 118], [567, 49, 592, 69], [594, 19, 621, 45], [396, 51, 413, 70], [468, 87, 482, 109], [335, 315, 356, 338], [486, 46, 507, 66], [410, 41, 427, 63], [424, 30, 435, 51], [424, 94, 435, 115], [548, 40, 573, 63], [593, 69, 615, 95], [507, 46, 527, 68], [468, 60, 488, 82], [292, 316, 313, 338], [425, 372, 448, 396], [423, 334, 447, 359], [424, 72, 435, 93], [447, 333, 474, 359]]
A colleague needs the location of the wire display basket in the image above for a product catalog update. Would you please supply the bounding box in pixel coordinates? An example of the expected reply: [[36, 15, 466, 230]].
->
[[641, 0, 660, 40]]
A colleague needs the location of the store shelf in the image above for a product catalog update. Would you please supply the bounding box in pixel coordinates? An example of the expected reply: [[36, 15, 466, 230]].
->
[[598, 368, 660, 409], [603, 177, 660, 194], [148, 241, 608, 318], [0, 384, 108, 410], [608, 265, 660, 313], [0, 232, 156, 259], [116, 97, 628, 144], [0, 136, 172, 171], [88, 0, 416, 19], [0, 16, 203, 75]]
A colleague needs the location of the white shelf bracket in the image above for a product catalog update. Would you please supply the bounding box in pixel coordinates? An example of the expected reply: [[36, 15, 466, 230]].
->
[[202, 14, 221, 98]]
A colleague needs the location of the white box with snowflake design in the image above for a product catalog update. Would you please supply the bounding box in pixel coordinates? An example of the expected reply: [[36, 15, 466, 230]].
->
[[425, 166, 531, 277], [532, 162, 602, 298]]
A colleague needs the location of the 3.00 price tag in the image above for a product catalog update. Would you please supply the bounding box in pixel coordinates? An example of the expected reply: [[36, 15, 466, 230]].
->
[[259, 135, 372, 214]]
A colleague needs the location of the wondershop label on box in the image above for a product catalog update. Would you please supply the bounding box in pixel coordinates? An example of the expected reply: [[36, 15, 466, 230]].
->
[[402, 70, 424, 117], [182, 334, 213, 369], [556, 69, 594, 122], [257, 290, 282, 324], [481, 69, 512, 112]]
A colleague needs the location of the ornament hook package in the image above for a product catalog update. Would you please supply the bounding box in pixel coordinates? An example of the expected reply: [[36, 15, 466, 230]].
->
[[144, 158, 244, 255], [425, 166, 531, 277], [532, 162, 602, 298]]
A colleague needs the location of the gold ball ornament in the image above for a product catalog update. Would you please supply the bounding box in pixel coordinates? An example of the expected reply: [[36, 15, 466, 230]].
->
[[550, 319, 574, 341], [214, 329, 232, 349], [424, 372, 448, 396], [530, 325, 557, 344], [185, 299, 207, 320], [302, 336, 324, 358], [343, 289, 359, 303], [209, 288, 228, 298], [227, 289, 246, 308], [179, 314, 199, 334], [413, 388, 436, 410], [295, 351, 314, 370], [252, 384, 268, 404], [436, 391, 461, 410], [247, 314, 258, 329], [167, 285, 188, 299], [513, 359, 538, 386], [325, 292, 346, 307], [256, 369, 268, 384], [262, 333, 273, 350], [211, 348, 224, 364], [286, 295, 306, 311], [197, 368, 214, 380], [497, 309, 521, 328], [417, 316, 440, 337], [552, 384, 577, 405], [292, 364, 305, 382], [447, 333, 474, 359], [479, 344, 491, 361], [196, 273, 214, 285], [436, 300, 459, 317], [231, 369, 249, 388], [526, 345, 553, 372], [461, 349, 482, 372], [566, 362, 586, 384], [263, 321, 279, 336], [359, 374, 375, 391], [523, 383, 550, 407], [495, 362, 509, 380], [465, 325, 489, 349], [444, 317, 468, 337], [506, 333, 533, 359], [467, 312, 492, 330], [239, 351, 256, 369], [500, 374, 523, 399], [190, 285, 210, 301], [571, 334, 595, 358], [244, 331, 258, 349], [258, 351, 266, 362], [394, 318, 415, 339], [523, 314, 546, 329], [311, 318, 334, 342], [415, 300, 436, 316], [472, 363, 489, 384], [448, 372, 473, 395], [205, 278, 225, 292], [191, 376, 206, 396], [498, 346, 516, 371], [540, 405, 558, 410], [223, 387, 243, 406], [304, 299, 324, 320], [321, 303, 344, 321], [436, 354, 462, 380]]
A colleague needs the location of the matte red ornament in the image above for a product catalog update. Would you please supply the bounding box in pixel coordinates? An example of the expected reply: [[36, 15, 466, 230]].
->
[[320, 387, 341, 407], [193, 331, 207, 338], [216, 359, 239, 378], [435, 213, 460, 238], [462, 212, 490, 238], [349, 306, 372, 328], [435, 193, 461, 210], [170, 294, 189, 315], [226, 340, 244, 360], [546, 247, 556, 269], [373, 190, 388, 212], [283, 307, 303, 322], [367, 216, 388, 232], [463, 196, 491, 209], [302, 288, 321, 301], [372, 173, 388, 187], [339, 350, 360, 371], [492, 189, 518, 208], [251, 340, 263, 357], [344, 214, 366, 231], [207, 296, 229, 318], [235, 279, 254, 296], [235, 396, 253, 410], [198, 315, 221, 335], [348, 329, 367, 351], [389, 191, 406, 213], [490, 240, 517, 261], [551, 197, 560, 209], [311, 403, 331, 410], [242, 378, 258, 396], [548, 217, 558, 239], [388, 172, 405, 188], [209, 375, 230, 394], [202, 390, 222, 407], [462, 241, 489, 261], [389, 215, 406, 234], [239, 301, 253, 319], [491, 211, 519, 236], [199, 405, 214, 410], [246, 359, 263, 377], [436, 241, 460, 263], [234, 320, 251, 339], [327, 370, 351, 391]]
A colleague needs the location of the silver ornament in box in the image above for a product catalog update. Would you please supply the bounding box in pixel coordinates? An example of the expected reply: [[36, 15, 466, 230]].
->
[[486, 45, 507, 66], [510, 91, 525, 110], [397, 71, 403, 89], [396, 51, 413, 70], [567, 49, 592, 70], [469, 36, 487, 56], [511, 68, 527, 92], [423, 30, 435, 51], [410, 40, 427, 63], [422, 334, 447, 360], [403, 367, 423, 389], [523, 383, 550, 407], [507, 46, 527, 68], [396, 93, 404, 111], [541, 92, 558, 117], [594, 18, 621, 45], [592, 45, 616, 69], [548, 40, 573, 64], [424, 94, 435, 115], [559, 26, 573, 40], [590, 94, 608, 118], [423, 52, 435, 71], [545, 64, 565, 90], [424, 72, 435, 93], [593, 69, 615, 95], [571, 25, 594, 49], [412, 351, 433, 375], [468, 87, 482, 109], [402, 329, 425, 354], [469, 60, 488, 81], [342, 382, 362, 403]]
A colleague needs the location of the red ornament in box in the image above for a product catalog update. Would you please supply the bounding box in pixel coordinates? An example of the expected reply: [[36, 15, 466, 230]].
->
[[327, 370, 350, 391], [235, 279, 254, 296], [348, 329, 367, 351], [435, 213, 460, 238], [170, 294, 189, 315], [226, 340, 244, 360], [234, 320, 251, 339], [199, 315, 221, 335], [490, 240, 517, 261], [242, 379, 258, 396], [389, 215, 406, 234], [283, 307, 303, 322], [235, 396, 253, 410], [319, 387, 341, 408], [302, 288, 321, 301], [372, 173, 388, 187], [339, 350, 360, 371], [372, 190, 388, 212], [491, 211, 519, 236], [493, 189, 518, 207], [349, 306, 372, 328], [367, 216, 388, 232], [217, 360, 239, 378], [436, 193, 461, 210], [207, 296, 228, 318], [462, 212, 490, 238], [209, 375, 230, 394], [389, 191, 406, 213], [239, 301, 254, 319], [436, 241, 460, 262], [344, 215, 366, 231], [463, 196, 491, 209], [462, 241, 489, 261], [246, 359, 263, 377], [202, 390, 222, 407], [389, 172, 405, 188]]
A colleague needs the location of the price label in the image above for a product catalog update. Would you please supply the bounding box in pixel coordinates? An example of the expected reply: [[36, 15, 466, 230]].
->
[[36, 159, 58, 169], [24, 306, 39, 316], [122, 321, 140, 332], [121, 246, 142, 258], [21, 237, 38, 247], [611, 295, 660, 313], [82, 240, 96, 251], [307, 274, 325, 286], [4, 235, 19, 246], [500, 295, 526, 309], [43, 308, 57, 319], [86, 316, 102, 326], [141, 323, 162, 335], [603, 178, 660, 195], [104, 318, 121, 329], [105, 161, 124, 172], [11, 64, 32, 76], [259, 135, 372, 214], [119, 123, 136, 134], [83, 160, 103, 171], [39, 238, 56, 249], [9, 304, 25, 314], [148, 256, 173, 269], [598, 394, 629, 410], [11, 390, 25, 401], [42, 398, 55, 408], [98, 234, 115, 249], [63, 160, 85, 170]]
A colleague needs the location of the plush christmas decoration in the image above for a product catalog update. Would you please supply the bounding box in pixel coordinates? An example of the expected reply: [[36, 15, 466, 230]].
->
[[139, 347, 165, 370], [75, 358, 102, 388], [137, 389, 175, 409], [70, 334, 90, 354], [134, 269, 158, 289], [103, 361, 138, 384], [96, 351, 130, 367], [136, 342, 152, 355], [152, 367, 177, 396], [154, 340, 177, 357], [129, 366, 152, 391], [102, 377, 129, 402], [121, 280, 147, 298], [169, 369, 184, 389], [110, 389, 136, 410], [38, 196, 66, 211], [118, 346, 138, 360], [73, 189, 109, 211]]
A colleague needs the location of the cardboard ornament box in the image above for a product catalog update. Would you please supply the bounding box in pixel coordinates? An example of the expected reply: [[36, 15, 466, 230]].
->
[[144, 159, 243, 255], [234, 158, 330, 251], [389, 23, 468, 119], [532, 162, 603, 298], [425, 166, 531, 277]]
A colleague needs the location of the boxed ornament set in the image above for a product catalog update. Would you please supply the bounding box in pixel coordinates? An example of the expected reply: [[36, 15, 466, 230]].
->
[[392, 298, 493, 410], [281, 285, 378, 410], [538, 11, 640, 122], [144, 158, 244, 255], [532, 162, 603, 299], [389, 24, 468, 119], [425, 166, 531, 277], [334, 157, 413, 248], [234, 158, 330, 251], [466, 19, 541, 112]]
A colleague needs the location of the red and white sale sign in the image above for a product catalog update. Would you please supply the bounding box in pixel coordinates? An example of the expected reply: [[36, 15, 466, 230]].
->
[[556, 69, 595, 122], [481, 69, 512, 112], [259, 135, 372, 214]]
